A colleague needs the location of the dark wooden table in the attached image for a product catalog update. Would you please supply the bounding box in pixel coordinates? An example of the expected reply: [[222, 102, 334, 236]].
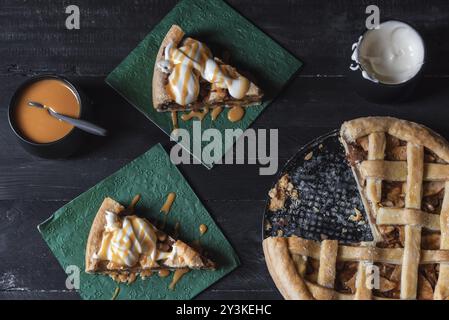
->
[[1, 0, 449, 300]]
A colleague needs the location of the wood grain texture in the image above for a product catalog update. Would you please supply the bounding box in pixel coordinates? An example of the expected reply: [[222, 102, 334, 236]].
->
[[1, 0, 449, 299]]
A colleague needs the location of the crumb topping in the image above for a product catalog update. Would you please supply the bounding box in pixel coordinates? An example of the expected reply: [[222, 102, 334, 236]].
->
[[268, 174, 299, 212]]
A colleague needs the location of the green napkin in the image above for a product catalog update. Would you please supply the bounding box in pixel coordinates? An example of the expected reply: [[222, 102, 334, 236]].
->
[[106, 0, 302, 168], [38, 144, 239, 300]]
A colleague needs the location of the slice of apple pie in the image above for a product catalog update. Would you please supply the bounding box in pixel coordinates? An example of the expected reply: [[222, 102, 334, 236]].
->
[[85, 197, 215, 283], [152, 24, 263, 112]]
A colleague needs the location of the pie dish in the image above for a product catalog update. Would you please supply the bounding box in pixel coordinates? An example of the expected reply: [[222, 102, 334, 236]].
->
[[152, 24, 263, 112], [263, 117, 449, 300], [85, 197, 215, 283]]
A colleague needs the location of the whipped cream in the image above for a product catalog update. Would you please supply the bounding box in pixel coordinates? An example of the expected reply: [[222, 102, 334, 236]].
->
[[158, 38, 250, 106], [354, 21, 424, 84], [104, 210, 120, 231], [96, 212, 171, 268]]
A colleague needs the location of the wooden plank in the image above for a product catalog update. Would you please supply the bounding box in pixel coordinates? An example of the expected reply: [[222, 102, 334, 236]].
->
[[2, 76, 449, 163], [0, 289, 281, 300], [1, 0, 449, 77], [0, 291, 80, 300], [0, 158, 282, 201]]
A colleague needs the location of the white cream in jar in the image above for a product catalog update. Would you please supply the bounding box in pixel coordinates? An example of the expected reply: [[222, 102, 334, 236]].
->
[[357, 20, 424, 84]]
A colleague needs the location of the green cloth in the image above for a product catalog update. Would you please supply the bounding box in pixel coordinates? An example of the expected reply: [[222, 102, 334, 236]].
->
[[38, 144, 239, 300], [106, 0, 302, 168]]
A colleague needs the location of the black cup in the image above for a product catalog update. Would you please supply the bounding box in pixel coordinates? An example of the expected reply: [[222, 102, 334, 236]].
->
[[348, 20, 426, 103], [8, 74, 93, 158]]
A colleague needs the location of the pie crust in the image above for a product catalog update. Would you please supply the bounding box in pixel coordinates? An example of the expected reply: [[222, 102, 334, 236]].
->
[[263, 117, 449, 300]]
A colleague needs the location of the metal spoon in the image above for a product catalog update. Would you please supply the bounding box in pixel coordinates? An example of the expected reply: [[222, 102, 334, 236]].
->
[[27, 101, 108, 137]]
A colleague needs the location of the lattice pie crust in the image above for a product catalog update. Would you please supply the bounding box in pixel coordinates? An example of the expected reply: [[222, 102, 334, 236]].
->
[[263, 117, 449, 300]]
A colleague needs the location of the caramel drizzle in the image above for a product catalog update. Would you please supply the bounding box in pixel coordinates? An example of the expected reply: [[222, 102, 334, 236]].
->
[[159, 192, 176, 230], [97, 215, 159, 267], [158, 269, 170, 278], [166, 40, 208, 105], [164, 38, 250, 106], [181, 107, 209, 121], [160, 192, 176, 214], [190, 224, 207, 256], [171, 111, 178, 129], [227, 106, 245, 122], [111, 287, 120, 300], [170, 105, 239, 131], [180, 44, 196, 106], [163, 38, 250, 128], [169, 268, 190, 290], [128, 194, 141, 213], [210, 106, 223, 121], [199, 224, 208, 236]]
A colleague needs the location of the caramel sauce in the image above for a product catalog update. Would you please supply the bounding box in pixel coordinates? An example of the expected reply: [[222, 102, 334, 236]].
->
[[110, 272, 133, 284], [174, 104, 245, 127], [171, 111, 178, 129], [180, 59, 193, 106], [210, 106, 223, 121], [199, 224, 208, 236], [181, 107, 209, 121], [13, 79, 81, 143], [166, 85, 175, 103], [140, 270, 153, 279], [158, 190, 178, 230], [169, 268, 189, 290], [164, 38, 250, 105], [158, 269, 170, 278], [170, 128, 180, 138], [160, 192, 176, 214], [227, 106, 245, 122], [98, 215, 159, 267], [127, 273, 137, 284], [128, 194, 141, 213], [111, 287, 120, 300], [157, 230, 167, 242]]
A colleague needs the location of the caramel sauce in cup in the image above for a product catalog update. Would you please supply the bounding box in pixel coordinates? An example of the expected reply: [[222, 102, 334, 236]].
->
[[8, 75, 93, 158], [13, 78, 81, 144]]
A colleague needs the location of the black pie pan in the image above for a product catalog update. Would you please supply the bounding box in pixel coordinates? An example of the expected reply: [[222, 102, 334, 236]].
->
[[262, 130, 373, 244]]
